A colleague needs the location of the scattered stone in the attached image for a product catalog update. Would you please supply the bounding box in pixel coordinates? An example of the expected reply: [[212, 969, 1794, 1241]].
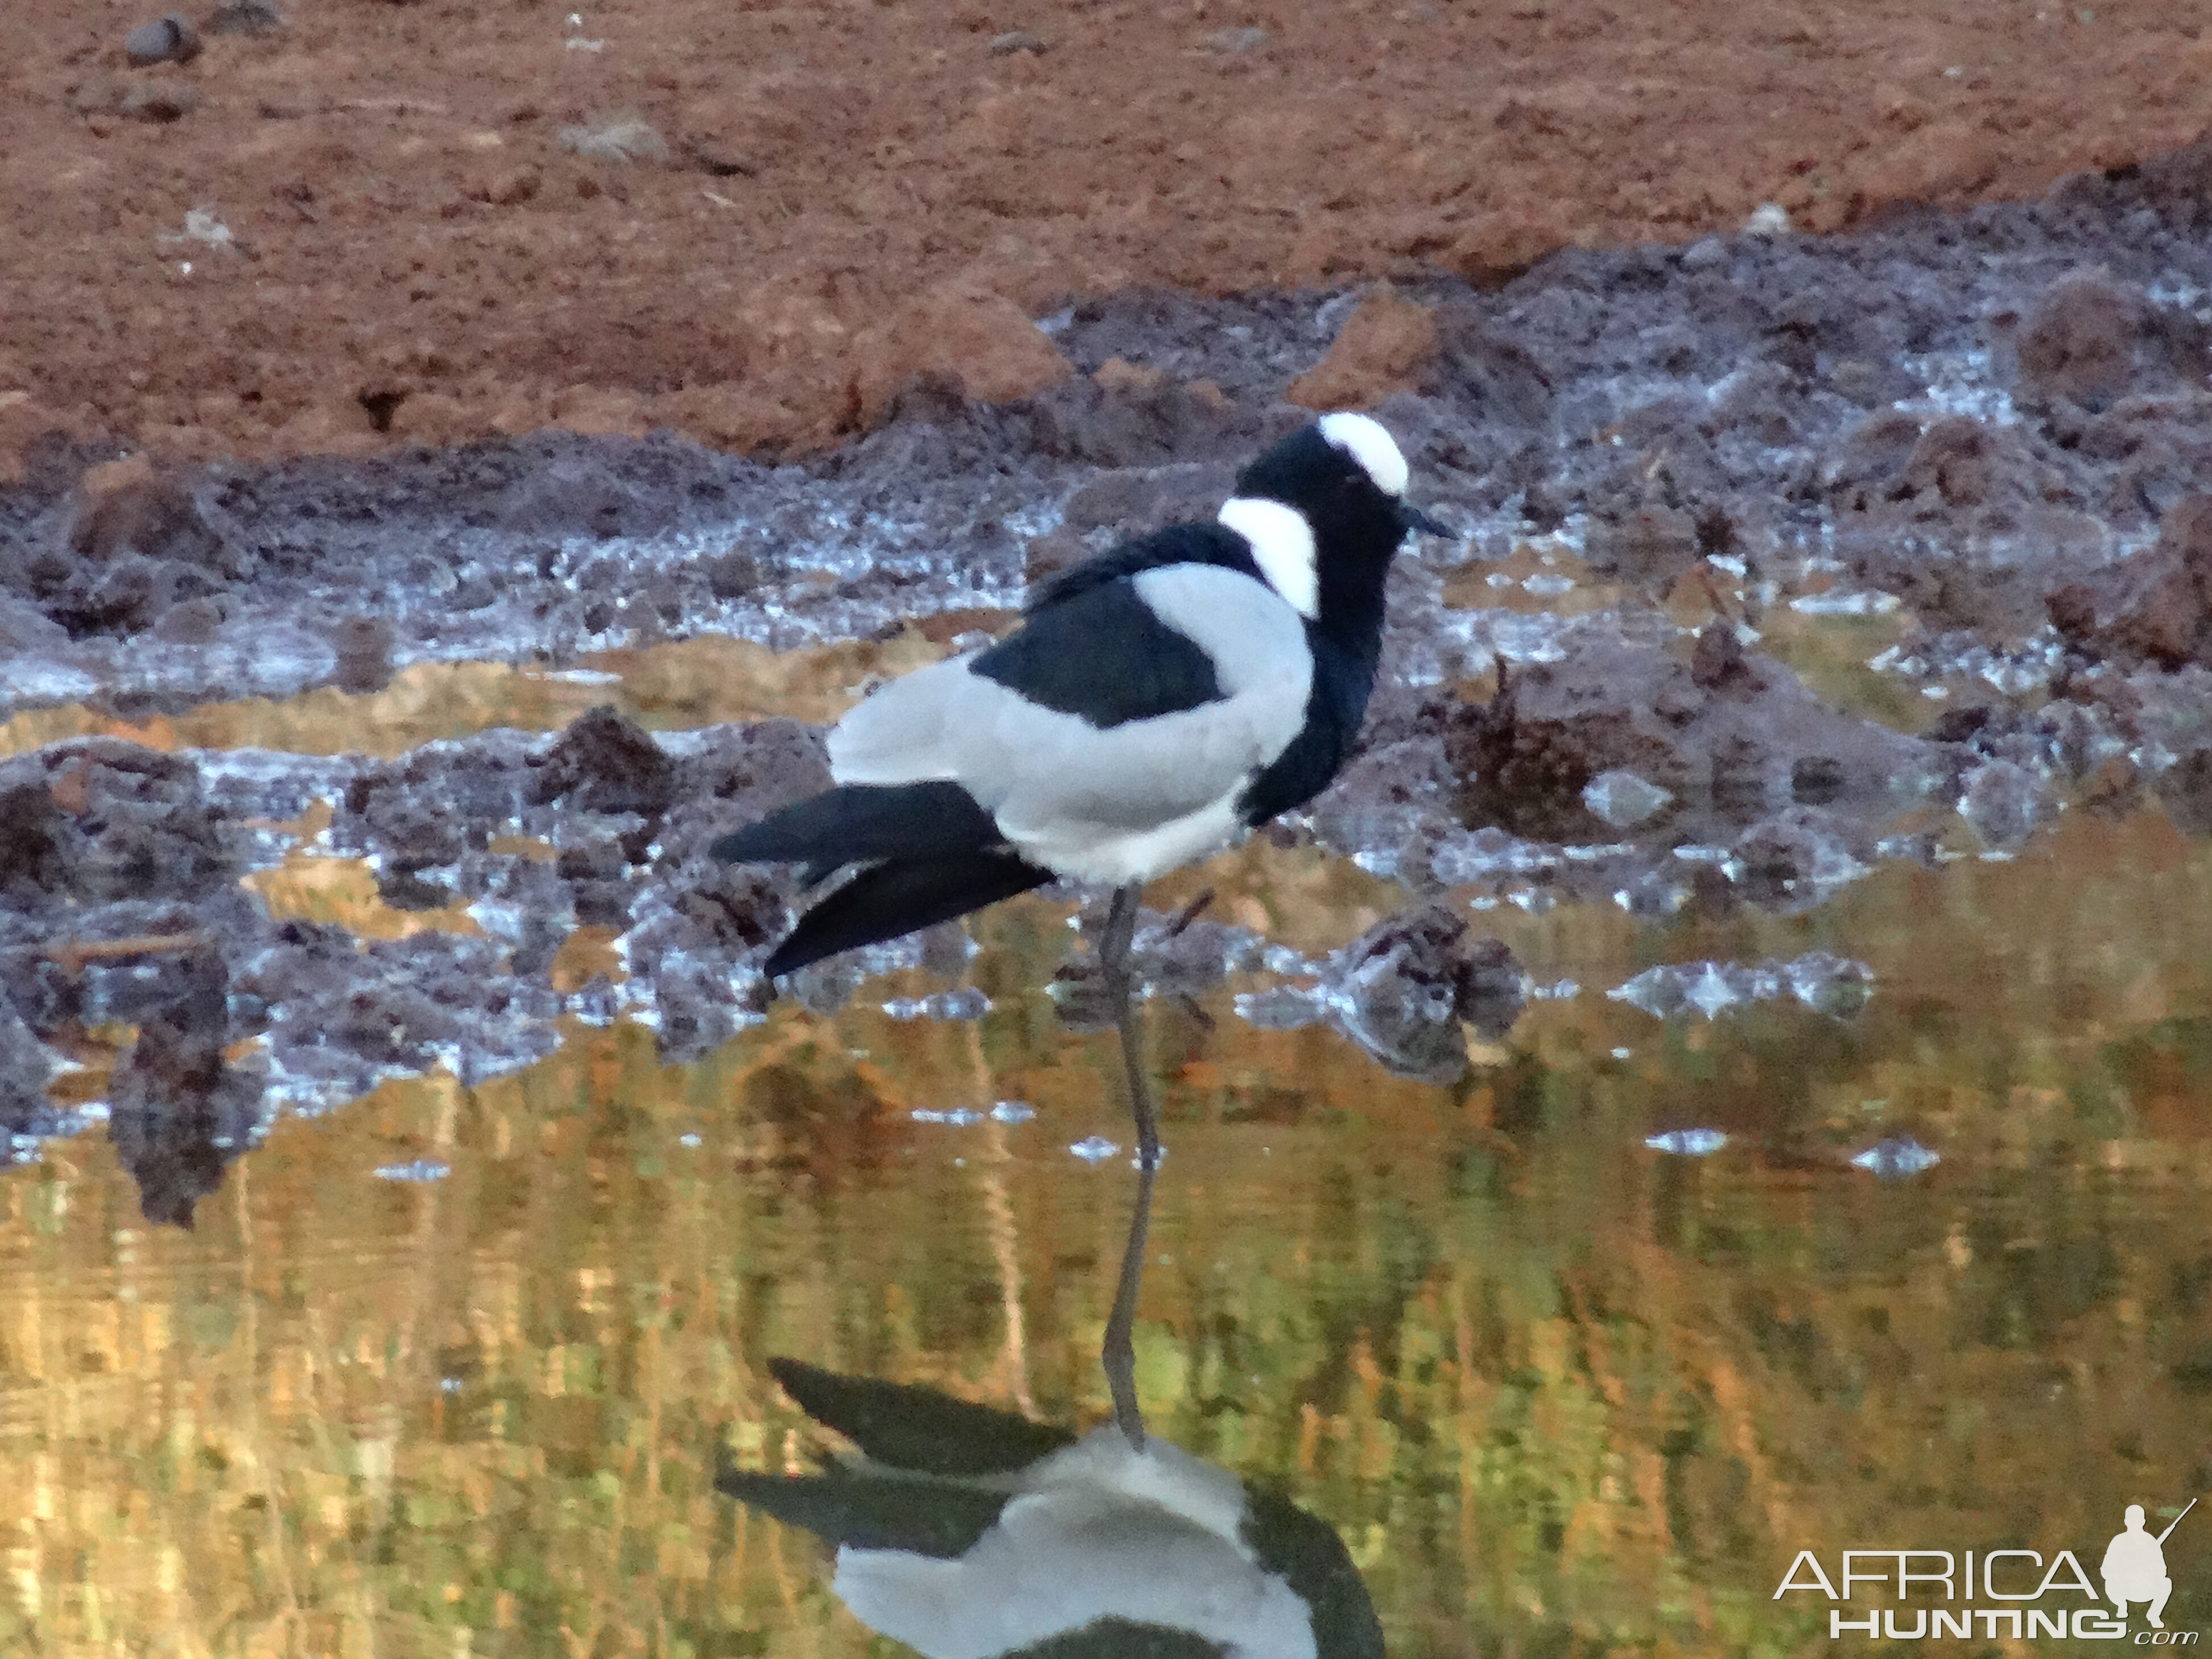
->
[[1789, 754, 1847, 805], [2016, 273, 2139, 409], [2047, 493, 2212, 670], [1200, 25, 1268, 52], [0, 1011, 65, 1141], [207, 0, 282, 32], [0, 741, 234, 907], [1731, 808, 1872, 907], [465, 165, 542, 207], [529, 704, 677, 816], [1587, 503, 1701, 589], [987, 29, 1049, 54], [125, 14, 200, 65], [850, 281, 1072, 428], [1286, 283, 1438, 411], [1446, 206, 1570, 290], [1899, 416, 1994, 508], [679, 138, 760, 178], [1327, 903, 1524, 1083], [1581, 768, 1674, 828], [557, 115, 669, 164], [329, 614, 395, 695], [1958, 757, 2046, 852], [130, 80, 199, 122]]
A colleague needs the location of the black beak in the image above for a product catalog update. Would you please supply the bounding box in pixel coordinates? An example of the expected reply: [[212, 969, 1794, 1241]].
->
[[1401, 502, 1450, 538]]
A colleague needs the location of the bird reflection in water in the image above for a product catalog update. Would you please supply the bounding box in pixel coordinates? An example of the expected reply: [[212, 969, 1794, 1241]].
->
[[717, 1356, 1385, 1659], [719, 975, 1385, 1655]]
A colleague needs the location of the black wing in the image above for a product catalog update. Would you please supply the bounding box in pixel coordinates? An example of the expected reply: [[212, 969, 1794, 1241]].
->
[[972, 577, 1224, 729]]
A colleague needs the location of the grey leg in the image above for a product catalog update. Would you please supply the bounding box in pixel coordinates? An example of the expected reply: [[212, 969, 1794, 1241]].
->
[[1096, 886, 1159, 1165], [1101, 1154, 1158, 1450], [1096, 883, 1161, 1448]]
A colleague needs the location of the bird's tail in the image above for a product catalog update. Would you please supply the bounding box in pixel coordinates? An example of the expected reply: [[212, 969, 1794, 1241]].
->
[[761, 850, 1049, 977], [765, 1357, 1076, 1476], [711, 782, 1050, 976], [711, 781, 1001, 883]]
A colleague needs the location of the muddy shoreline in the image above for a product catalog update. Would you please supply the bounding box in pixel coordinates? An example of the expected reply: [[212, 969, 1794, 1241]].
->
[[9, 146, 2212, 1220]]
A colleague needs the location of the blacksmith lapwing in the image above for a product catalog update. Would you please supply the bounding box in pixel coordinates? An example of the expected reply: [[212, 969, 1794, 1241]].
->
[[713, 412, 1443, 1004], [718, 1357, 1386, 1659]]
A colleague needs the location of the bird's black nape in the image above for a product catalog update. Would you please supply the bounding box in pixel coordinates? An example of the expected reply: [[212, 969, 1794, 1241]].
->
[[761, 849, 1050, 978]]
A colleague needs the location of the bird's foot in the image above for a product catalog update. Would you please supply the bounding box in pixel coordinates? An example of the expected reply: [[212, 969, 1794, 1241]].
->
[[1161, 887, 1215, 939]]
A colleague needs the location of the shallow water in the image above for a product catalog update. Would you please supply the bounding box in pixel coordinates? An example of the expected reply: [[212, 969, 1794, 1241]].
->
[[3, 712, 2209, 1653]]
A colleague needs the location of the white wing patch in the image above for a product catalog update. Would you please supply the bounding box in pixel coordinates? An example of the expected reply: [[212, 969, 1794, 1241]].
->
[[1218, 496, 1318, 618], [1317, 410, 1409, 497]]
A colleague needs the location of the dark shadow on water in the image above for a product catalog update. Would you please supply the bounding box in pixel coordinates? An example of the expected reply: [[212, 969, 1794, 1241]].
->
[[105, 945, 259, 1227]]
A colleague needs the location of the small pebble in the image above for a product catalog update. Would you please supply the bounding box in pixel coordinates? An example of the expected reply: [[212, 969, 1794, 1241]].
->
[[486, 166, 542, 207], [1582, 768, 1674, 828], [557, 116, 667, 164], [988, 29, 1049, 54], [126, 13, 201, 66], [1743, 201, 1792, 237], [122, 81, 198, 122], [1202, 24, 1269, 52]]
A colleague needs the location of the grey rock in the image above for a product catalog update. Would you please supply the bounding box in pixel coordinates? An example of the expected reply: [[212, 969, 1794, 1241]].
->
[[125, 13, 200, 65]]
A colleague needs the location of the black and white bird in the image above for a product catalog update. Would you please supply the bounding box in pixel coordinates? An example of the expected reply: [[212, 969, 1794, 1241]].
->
[[718, 1357, 1386, 1659], [713, 411, 1443, 992]]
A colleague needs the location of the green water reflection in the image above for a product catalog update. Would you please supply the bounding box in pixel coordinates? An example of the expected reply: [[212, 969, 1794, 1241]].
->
[[2, 805, 2210, 1655]]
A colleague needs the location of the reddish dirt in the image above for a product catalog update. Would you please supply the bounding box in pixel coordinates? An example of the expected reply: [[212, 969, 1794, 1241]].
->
[[4, 0, 2210, 469]]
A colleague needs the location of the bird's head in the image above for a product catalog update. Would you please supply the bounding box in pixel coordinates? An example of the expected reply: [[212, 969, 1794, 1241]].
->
[[1218, 412, 1446, 618]]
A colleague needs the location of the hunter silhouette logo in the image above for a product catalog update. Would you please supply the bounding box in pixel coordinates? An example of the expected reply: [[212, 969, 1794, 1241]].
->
[[1774, 1497, 2199, 1642], [2106, 1502, 2194, 1631]]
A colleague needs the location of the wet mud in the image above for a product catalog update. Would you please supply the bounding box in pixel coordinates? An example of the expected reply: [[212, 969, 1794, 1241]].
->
[[10, 146, 2212, 1218]]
